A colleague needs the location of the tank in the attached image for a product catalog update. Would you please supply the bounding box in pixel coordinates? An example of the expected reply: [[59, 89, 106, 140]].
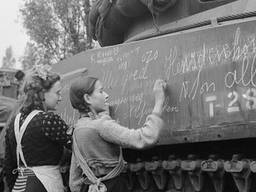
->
[[0, 68, 22, 130], [52, 0, 256, 191]]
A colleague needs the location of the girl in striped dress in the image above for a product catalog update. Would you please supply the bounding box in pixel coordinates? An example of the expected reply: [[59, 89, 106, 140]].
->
[[4, 65, 71, 192]]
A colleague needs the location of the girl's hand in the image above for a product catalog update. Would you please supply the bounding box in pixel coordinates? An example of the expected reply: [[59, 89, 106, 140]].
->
[[152, 79, 167, 117], [153, 79, 167, 105]]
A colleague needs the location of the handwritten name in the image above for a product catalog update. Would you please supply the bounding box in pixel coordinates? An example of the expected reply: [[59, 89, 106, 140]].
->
[[90, 47, 119, 65], [164, 28, 256, 80]]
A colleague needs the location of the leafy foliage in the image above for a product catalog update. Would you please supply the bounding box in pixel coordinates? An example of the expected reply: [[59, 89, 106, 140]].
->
[[20, 0, 93, 65], [20, 42, 51, 70]]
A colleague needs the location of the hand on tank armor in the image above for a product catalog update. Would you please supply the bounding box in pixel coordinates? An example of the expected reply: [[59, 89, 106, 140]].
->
[[152, 79, 167, 117]]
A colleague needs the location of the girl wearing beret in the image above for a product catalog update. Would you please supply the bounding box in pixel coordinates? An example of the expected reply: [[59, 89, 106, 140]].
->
[[4, 65, 71, 192], [69, 76, 166, 192]]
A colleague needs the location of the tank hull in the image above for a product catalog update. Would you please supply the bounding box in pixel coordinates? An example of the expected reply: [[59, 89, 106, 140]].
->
[[52, 0, 256, 191]]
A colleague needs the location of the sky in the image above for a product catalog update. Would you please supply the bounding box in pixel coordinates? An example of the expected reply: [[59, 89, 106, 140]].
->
[[0, 0, 28, 69]]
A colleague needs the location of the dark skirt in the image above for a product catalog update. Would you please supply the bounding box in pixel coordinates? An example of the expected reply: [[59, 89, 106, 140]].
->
[[80, 175, 129, 192]]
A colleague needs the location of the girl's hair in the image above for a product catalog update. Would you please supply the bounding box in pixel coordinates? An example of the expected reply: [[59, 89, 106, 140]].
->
[[69, 76, 98, 114], [19, 65, 60, 114], [0, 65, 60, 146]]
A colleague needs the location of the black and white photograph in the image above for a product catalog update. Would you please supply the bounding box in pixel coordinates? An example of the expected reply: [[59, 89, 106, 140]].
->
[[1, 0, 256, 192]]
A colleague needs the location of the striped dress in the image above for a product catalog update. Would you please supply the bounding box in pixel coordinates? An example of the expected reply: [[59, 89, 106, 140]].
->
[[12, 111, 47, 192], [12, 169, 45, 192]]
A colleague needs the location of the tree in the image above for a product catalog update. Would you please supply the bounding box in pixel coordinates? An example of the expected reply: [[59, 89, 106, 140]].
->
[[2, 46, 16, 69], [20, 42, 51, 70], [20, 0, 93, 64]]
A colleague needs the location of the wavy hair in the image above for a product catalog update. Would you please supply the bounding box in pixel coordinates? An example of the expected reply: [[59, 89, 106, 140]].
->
[[19, 67, 60, 114]]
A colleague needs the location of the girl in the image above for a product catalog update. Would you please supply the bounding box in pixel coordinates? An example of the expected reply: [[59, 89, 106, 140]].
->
[[4, 65, 71, 192], [69, 76, 166, 192]]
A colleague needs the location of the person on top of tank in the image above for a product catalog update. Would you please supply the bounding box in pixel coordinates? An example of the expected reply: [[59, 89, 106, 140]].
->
[[4, 64, 71, 192], [69, 75, 167, 192]]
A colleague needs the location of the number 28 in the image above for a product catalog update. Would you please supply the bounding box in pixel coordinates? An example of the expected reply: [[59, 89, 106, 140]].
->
[[228, 88, 256, 112], [206, 88, 256, 117]]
